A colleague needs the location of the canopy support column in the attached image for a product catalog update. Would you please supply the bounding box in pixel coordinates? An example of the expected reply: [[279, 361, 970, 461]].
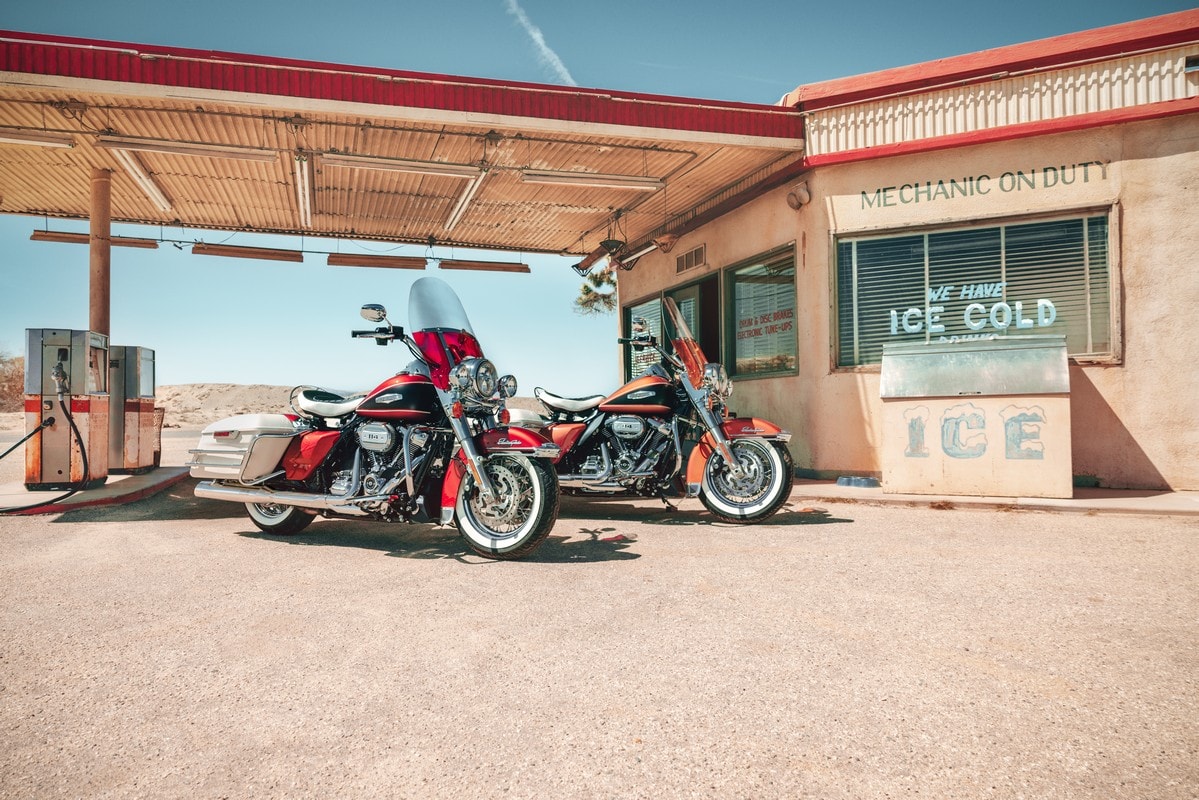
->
[[89, 168, 112, 337]]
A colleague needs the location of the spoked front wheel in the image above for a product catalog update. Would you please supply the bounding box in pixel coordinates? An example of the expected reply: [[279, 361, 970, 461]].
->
[[455, 454, 560, 560], [700, 438, 793, 524], [245, 501, 315, 535]]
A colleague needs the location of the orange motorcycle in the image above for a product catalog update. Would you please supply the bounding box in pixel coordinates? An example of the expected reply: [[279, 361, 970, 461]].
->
[[530, 297, 793, 523]]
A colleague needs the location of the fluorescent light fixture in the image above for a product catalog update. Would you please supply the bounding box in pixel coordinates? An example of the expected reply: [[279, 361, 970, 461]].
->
[[623, 241, 658, 261], [570, 245, 608, 277], [519, 169, 664, 191], [30, 230, 160, 249], [327, 253, 427, 269], [438, 259, 530, 274], [192, 243, 303, 262], [444, 171, 487, 232], [0, 128, 75, 148], [320, 152, 482, 179], [96, 135, 278, 162], [294, 153, 313, 229], [109, 148, 173, 212]]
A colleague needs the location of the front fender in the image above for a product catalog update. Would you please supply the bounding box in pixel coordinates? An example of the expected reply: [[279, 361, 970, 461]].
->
[[438, 427, 560, 525], [683, 418, 791, 491], [476, 426, 561, 459]]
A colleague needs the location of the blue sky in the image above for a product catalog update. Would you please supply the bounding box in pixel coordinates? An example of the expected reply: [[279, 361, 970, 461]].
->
[[0, 0, 1190, 394]]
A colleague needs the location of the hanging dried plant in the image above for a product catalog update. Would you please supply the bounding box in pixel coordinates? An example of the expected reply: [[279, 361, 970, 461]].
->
[[573, 266, 618, 315]]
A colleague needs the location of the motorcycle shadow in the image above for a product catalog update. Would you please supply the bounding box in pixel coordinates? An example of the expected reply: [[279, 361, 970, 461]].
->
[[559, 496, 853, 527], [237, 521, 641, 564]]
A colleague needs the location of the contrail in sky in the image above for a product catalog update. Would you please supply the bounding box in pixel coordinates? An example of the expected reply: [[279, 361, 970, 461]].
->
[[503, 0, 577, 86]]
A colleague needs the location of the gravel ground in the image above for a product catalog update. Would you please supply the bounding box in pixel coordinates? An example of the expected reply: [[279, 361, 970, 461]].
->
[[0, 432, 1197, 799]]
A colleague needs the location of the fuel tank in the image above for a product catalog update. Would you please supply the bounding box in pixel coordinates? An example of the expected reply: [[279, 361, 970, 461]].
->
[[598, 375, 673, 415], [357, 373, 440, 421]]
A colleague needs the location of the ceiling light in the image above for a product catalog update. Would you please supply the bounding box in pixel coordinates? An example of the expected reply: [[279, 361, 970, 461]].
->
[[438, 259, 530, 274], [109, 148, 173, 212], [0, 128, 75, 148], [570, 245, 608, 277], [444, 171, 487, 232], [30, 230, 159, 249], [294, 153, 313, 229], [622, 241, 658, 261], [320, 153, 482, 179], [652, 234, 679, 253], [192, 243, 303, 262], [96, 135, 278, 162], [327, 253, 427, 269], [519, 169, 664, 191]]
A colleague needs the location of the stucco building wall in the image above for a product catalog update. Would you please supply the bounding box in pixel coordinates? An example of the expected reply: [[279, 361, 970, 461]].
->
[[618, 114, 1198, 490]]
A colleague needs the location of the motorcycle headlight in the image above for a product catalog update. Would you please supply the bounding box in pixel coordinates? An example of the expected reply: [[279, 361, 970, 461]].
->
[[702, 362, 732, 398], [474, 359, 498, 397], [498, 374, 518, 398], [451, 358, 498, 398]]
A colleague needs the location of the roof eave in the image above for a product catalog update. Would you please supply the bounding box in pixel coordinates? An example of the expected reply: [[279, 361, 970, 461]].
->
[[781, 9, 1199, 111]]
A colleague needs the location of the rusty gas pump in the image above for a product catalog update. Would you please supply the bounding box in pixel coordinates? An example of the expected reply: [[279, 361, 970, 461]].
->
[[23, 328, 109, 491]]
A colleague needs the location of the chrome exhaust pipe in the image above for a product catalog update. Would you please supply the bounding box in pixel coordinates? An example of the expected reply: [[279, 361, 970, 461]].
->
[[195, 481, 370, 516]]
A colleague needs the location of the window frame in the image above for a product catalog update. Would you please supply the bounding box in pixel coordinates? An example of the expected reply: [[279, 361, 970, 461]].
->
[[619, 243, 799, 384], [830, 206, 1122, 372], [722, 245, 799, 382]]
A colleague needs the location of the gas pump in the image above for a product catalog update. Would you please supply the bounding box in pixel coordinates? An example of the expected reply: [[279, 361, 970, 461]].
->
[[109, 345, 157, 474], [24, 329, 109, 491]]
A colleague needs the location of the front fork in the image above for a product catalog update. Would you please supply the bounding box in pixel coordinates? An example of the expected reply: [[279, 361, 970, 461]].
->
[[688, 387, 746, 481], [437, 386, 497, 500], [448, 413, 496, 500]]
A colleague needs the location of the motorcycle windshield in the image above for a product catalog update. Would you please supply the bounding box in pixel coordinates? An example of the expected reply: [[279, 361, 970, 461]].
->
[[407, 277, 485, 389], [662, 296, 708, 389]]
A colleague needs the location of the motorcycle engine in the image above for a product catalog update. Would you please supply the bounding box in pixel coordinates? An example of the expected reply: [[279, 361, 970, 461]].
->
[[357, 421, 396, 453], [608, 416, 646, 440], [338, 422, 434, 507], [603, 415, 668, 478], [352, 421, 399, 490]]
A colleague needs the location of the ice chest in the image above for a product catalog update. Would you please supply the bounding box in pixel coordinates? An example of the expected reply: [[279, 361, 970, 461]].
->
[[879, 336, 1072, 498], [188, 413, 300, 483]]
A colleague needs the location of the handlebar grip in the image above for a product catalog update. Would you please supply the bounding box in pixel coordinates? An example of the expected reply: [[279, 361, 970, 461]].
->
[[617, 337, 632, 344], [351, 330, 378, 338]]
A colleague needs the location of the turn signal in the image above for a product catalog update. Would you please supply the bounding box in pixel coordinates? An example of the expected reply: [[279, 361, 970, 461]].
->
[[451, 401, 464, 419], [498, 408, 510, 424]]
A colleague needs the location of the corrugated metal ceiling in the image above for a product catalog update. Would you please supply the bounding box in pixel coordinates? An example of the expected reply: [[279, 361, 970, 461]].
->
[[0, 31, 805, 261]]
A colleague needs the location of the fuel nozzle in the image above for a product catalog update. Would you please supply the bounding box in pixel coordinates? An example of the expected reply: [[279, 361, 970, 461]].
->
[[51, 361, 69, 400]]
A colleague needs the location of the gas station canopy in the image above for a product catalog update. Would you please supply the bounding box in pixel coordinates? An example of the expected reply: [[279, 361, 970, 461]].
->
[[0, 30, 805, 261]]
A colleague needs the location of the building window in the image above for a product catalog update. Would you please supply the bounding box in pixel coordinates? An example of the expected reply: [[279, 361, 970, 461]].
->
[[835, 214, 1112, 367], [724, 248, 797, 377], [623, 297, 663, 380]]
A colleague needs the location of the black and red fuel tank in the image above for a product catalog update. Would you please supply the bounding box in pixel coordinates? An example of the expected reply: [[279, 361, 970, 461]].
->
[[598, 375, 673, 415], [357, 373, 440, 421]]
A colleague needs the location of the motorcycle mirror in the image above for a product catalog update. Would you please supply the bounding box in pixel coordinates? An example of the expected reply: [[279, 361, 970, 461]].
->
[[360, 303, 387, 323], [631, 335, 656, 351]]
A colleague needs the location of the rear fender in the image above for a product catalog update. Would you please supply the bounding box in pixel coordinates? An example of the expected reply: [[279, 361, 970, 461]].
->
[[684, 418, 791, 491]]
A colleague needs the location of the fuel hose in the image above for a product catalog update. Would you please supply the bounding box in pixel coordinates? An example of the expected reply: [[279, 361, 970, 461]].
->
[[0, 398, 90, 514]]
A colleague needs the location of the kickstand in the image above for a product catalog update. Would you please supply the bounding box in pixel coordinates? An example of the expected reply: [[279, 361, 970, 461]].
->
[[658, 494, 678, 511]]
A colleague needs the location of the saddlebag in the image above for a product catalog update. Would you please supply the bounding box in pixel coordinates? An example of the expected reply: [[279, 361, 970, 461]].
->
[[187, 413, 301, 483]]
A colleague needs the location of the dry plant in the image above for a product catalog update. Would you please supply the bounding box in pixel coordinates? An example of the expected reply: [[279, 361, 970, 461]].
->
[[0, 351, 23, 412]]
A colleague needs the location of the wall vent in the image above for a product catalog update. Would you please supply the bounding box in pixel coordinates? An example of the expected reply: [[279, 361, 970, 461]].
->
[[676, 244, 706, 273]]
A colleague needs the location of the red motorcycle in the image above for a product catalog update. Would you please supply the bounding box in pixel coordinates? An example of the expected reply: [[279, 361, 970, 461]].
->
[[189, 277, 560, 560], [529, 296, 794, 523]]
